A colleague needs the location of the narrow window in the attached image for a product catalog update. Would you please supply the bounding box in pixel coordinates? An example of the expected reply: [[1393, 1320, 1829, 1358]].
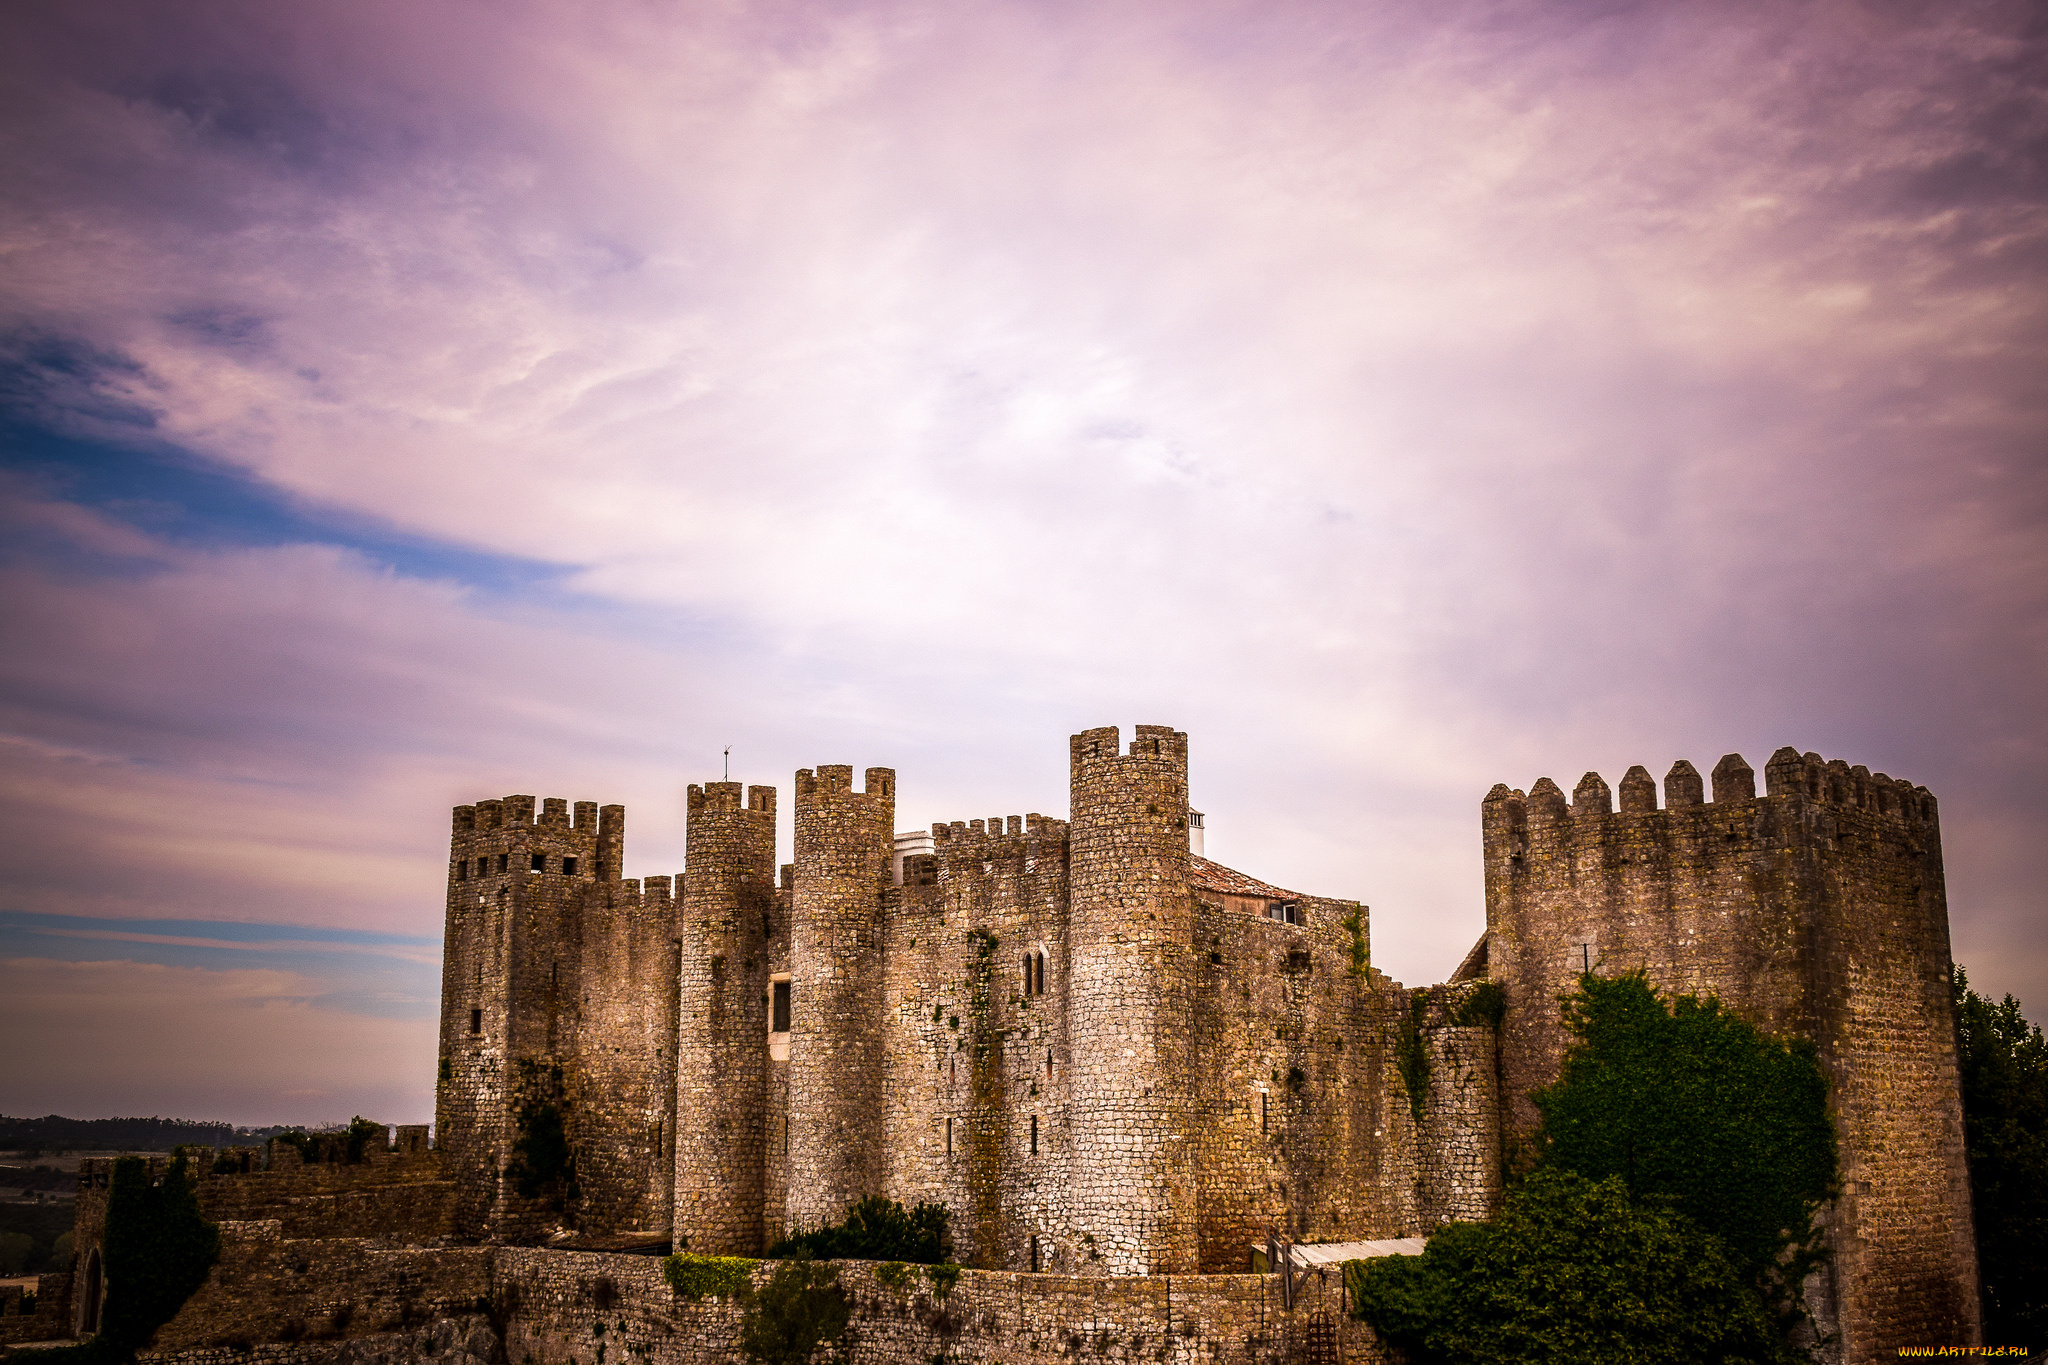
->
[[1261, 1092, 1268, 1133], [1046, 1048, 1054, 1078], [497, 853, 508, 873], [562, 856, 578, 876], [531, 853, 546, 872], [1037, 952, 1046, 994], [1023, 951, 1033, 995], [469, 1008, 482, 1035], [946, 1117, 953, 1156], [1030, 1115, 1039, 1155], [772, 981, 792, 1033], [1030, 1234, 1040, 1273], [550, 961, 558, 987], [456, 861, 468, 882]]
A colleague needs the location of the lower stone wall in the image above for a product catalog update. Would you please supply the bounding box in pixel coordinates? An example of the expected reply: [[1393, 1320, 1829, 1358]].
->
[[100, 1234, 1397, 1365]]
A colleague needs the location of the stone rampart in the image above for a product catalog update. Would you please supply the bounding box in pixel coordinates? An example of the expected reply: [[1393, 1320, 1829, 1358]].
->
[[114, 1236, 1395, 1365]]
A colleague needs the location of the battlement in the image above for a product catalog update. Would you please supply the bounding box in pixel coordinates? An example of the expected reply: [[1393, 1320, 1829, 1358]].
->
[[930, 812, 1071, 848], [604, 874, 678, 909], [1483, 746, 1936, 861], [452, 795, 616, 832], [1070, 724, 1189, 768], [794, 765, 895, 802], [689, 782, 777, 816]]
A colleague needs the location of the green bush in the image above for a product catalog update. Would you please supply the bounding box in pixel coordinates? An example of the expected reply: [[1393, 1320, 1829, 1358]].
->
[[1347, 1170, 1801, 1365], [1953, 966, 2048, 1343], [662, 1252, 756, 1302], [767, 1195, 950, 1264], [739, 1253, 851, 1365]]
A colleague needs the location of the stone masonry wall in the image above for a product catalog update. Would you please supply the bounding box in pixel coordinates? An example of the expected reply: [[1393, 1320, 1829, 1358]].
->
[[1189, 899, 1424, 1269], [1483, 747, 1979, 1365], [572, 870, 680, 1239], [786, 764, 896, 1231], [878, 812, 1074, 1272], [673, 780, 777, 1254], [121, 1236, 1396, 1365]]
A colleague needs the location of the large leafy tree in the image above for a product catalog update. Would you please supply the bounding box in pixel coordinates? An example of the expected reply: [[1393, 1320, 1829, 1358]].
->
[[1952, 967, 2048, 1343], [1350, 972, 1838, 1364], [1532, 971, 1838, 1306]]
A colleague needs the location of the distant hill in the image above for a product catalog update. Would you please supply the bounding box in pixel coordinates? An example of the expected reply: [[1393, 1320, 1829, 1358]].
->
[[0, 1115, 312, 1152]]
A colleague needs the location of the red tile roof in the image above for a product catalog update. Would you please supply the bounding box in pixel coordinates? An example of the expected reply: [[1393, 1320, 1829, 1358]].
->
[[1189, 854, 1300, 900]]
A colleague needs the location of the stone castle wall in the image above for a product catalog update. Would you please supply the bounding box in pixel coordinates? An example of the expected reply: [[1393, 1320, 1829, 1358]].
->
[[116, 1234, 1393, 1365], [1484, 747, 1978, 1365]]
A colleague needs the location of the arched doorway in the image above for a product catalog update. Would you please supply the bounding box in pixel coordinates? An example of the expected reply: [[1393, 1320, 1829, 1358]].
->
[[78, 1246, 102, 1336]]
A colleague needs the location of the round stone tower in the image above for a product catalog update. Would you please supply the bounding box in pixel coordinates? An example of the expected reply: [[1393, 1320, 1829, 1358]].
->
[[673, 780, 777, 1253], [785, 764, 895, 1231], [1065, 724, 1198, 1274]]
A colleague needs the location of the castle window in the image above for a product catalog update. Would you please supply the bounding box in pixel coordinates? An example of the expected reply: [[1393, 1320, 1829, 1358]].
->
[[497, 853, 508, 873], [562, 856, 578, 876], [469, 1008, 482, 1035], [531, 853, 547, 873], [1030, 1115, 1039, 1155], [456, 861, 468, 882], [772, 980, 792, 1033], [1030, 1234, 1040, 1273], [946, 1116, 953, 1156], [1261, 1092, 1269, 1133]]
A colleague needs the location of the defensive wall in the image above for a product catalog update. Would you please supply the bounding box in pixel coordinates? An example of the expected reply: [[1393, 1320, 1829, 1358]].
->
[[102, 1231, 1392, 1365]]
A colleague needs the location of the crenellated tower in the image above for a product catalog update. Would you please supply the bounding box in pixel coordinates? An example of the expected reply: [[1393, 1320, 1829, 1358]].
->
[[673, 781, 777, 1252], [1065, 725, 1198, 1275], [1482, 747, 1979, 1365], [437, 795, 620, 1241], [784, 764, 895, 1232]]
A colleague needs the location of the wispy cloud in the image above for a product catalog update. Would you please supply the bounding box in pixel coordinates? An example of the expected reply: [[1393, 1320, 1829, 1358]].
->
[[0, 0, 2043, 1121]]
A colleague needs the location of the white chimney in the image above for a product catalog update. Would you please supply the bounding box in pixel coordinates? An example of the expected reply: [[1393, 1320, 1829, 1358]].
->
[[1188, 809, 1205, 858]]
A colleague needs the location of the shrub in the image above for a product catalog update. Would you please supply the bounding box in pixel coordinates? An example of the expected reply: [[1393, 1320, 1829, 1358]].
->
[[767, 1195, 950, 1265], [662, 1253, 757, 1302], [1347, 1170, 1802, 1365], [738, 1253, 851, 1365]]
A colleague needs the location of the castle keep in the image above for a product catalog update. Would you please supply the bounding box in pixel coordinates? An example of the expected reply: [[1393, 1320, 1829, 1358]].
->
[[425, 724, 1977, 1362]]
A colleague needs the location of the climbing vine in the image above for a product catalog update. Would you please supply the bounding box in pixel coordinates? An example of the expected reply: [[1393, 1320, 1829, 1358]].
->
[[39, 1154, 221, 1365], [1340, 907, 1369, 977], [1395, 993, 1431, 1124]]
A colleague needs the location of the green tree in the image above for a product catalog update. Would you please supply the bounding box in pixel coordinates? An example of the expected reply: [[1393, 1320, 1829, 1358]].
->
[[1531, 971, 1837, 1308], [738, 1252, 852, 1365], [1952, 966, 2048, 1342], [1347, 1170, 1803, 1365], [0, 1230, 31, 1274]]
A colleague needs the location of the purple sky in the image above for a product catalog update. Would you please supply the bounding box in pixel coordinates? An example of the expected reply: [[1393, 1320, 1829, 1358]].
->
[[1, 0, 2043, 1127]]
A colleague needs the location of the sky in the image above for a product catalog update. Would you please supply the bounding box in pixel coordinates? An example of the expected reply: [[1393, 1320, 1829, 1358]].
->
[[0, 0, 2042, 1128]]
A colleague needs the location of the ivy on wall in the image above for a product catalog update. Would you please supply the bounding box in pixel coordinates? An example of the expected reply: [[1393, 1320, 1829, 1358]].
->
[[41, 1155, 221, 1365]]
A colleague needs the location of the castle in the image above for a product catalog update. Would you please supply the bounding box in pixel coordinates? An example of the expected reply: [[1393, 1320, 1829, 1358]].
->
[[13, 724, 1982, 1365], [431, 723, 1980, 1361]]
